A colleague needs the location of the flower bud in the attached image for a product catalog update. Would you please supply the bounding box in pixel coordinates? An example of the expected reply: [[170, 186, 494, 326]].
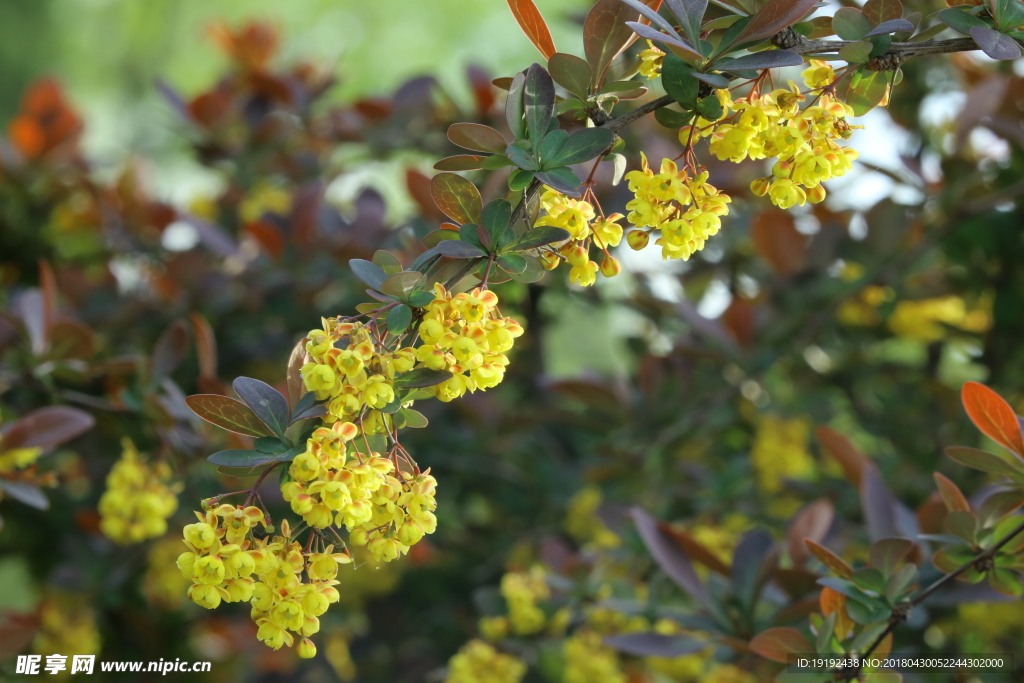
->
[[297, 638, 317, 659], [566, 245, 589, 267], [626, 230, 649, 251], [806, 184, 826, 204], [749, 177, 771, 197], [540, 251, 561, 270], [600, 255, 621, 278], [772, 160, 793, 179]]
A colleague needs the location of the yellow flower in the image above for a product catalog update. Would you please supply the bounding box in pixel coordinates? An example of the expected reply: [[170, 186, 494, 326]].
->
[[444, 640, 526, 683], [638, 40, 665, 79], [98, 439, 180, 545], [802, 59, 836, 90], [751, 416, 815, 493]]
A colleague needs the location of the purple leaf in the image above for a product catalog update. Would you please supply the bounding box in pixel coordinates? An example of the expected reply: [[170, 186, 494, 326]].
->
[[971, 26, 1022, 60], [861, 464, 899, 542], [632, 507, 713, 609], [714, 50, 805, 71], [625, 21, 701, 55], [864, 18, 916, 38], [604, 632, 706, 657]]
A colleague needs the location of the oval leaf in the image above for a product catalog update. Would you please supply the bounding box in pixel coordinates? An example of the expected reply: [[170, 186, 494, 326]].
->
[[549, 53, 593, 98], [864, 18, 916, 37], [349, 259, 388, 290], [436, 240, 488, 259], [0, 406, 94, 452], [394, 367, 453, 389], [431, 172, 483, 225], [714, 49, 805, 72], [584, 0, 664, 89], [233, 377, 290, 437], [207, 449, 282, 467], [604, 633, 705, 658], [447, 123, 507, 154], [434, 155, 487, 171], [386, 304, 413, 335], [971, 26, 1022, 59], [962, 381, 1024, 456], [185, 394, 275, 438], [732, 0, 818, 46], [544, 127, 614, 167], [512, 226, 571, 251], [749, 627, 812, 664]]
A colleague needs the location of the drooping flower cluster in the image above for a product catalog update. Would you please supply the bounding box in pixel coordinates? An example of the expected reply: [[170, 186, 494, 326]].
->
[[177, 510, 349, 658], [500, 566, 550, 635], [624, 154, 733, 261], [702, 71, 861, 210], [443, 639, 526, 683], [282, 420, 438, 563], [98, 439, 180, 544], [562, 631, 627, 683], [536, 190, 624, 285], [750, 415, 815, 494]]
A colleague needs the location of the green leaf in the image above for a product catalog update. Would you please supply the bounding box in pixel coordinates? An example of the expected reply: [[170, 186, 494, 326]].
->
[[460, 223, 486, 250], [254, 437, 290, 455], [352, 432, 387, 456], [349, 259, 388, 290], [536, 167, 582, 197], [992, 0, 1024, 32], [509, 169, 536, 191], [691, 72, 730, 89], [482, 200, 514, 250], [937, 7, 990, 35], [945, 446, 1024, 476], [696, 95, 723, 121], [833, 7, 871, 40], [186, 394, 275, 438], [431, 172, 483, 224], [380, 271, 424, 299], [408, 290, 435, 308], [513, 226, 571, 251], [386, 304, 413, 335], [423, 228, 461, 248], [538, 129, 569, 166], [509, 255, 545, 283], [524, 63, 556, 145], [207, 449, 281, 467], [506, 143, 540, 171], [497, 253, 528, 274], [394, 367, 453, 389], [506, 71, 527, 139], [843, 69, 889, 115], [548, 52, 593, 98], [543, 127, 614, 167], [662, 53, 699, 109], [482, 154, 515, 170], [372, 250, 403, 275], [839, 41, 873, 63], [944, 510, 978, 543], [851, 568, 887, 594], [399, 408, 429, 428], [602, 79, 645, 93], [447, 122, 507, 153], [654, 107, 695, 128], [885, 563, 917, 603]]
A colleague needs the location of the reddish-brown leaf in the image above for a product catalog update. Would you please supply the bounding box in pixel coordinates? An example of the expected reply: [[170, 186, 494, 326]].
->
[[815, 426, 868, 488], [788, 499, 834, 566], [933, 472, 971, 512], [39, 260, 58, 334], [803, 539, 853, 578], [507, 0, 557, 59], [47, 320, 94, 361], [733, 0, 818, 46], [749, 627, 811, 663], [405, 169, 445, 221], [245, 220, 284, 258], [916, 492, 948, 535], [751, 207, 807, 276], [185, 394, 274, 438], [430, 172, 482, 225], [0, 406, 94, 452], [151, 319, 190, 385], [962, 381, 1024, 456], [583, 0, 663, 89], [863, 0, 904, 26], [631, 507, 712, 609], [721, 296, 755, 348]]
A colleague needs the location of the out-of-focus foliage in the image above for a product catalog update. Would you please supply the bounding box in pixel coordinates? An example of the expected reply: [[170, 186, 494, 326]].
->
[[2, 1, 1024, 682]]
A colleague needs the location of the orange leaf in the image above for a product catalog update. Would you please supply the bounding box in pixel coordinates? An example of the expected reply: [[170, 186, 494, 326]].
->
[[507, 0, 557, 59], [8, 116, 45, 158], [788, 499, 834, 566], [721, 297, 755, 348], [819, 587, 853, 640], [933, 472, 970, 512], [961, 382, 1024, 456]]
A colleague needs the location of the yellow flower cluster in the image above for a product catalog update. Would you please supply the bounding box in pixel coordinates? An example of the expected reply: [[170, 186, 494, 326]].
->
[[444, 639, 527, 683], [33, 593, 101, 659], [303, 285, 522, 416], [888, 296, 991, 342], [98, 439, 180, 544], [562, 631, 626, 683], [638, 40, 665, 79], [700, 76, 860, 210], [624, 153, 732, 261], [565, 486, 620, 549], [282, 420, 438, 563], [501, 566, 550, 635], [536, 190, 624, 285], [751, 415, 815, 493], [177, 512, 349, 658]]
